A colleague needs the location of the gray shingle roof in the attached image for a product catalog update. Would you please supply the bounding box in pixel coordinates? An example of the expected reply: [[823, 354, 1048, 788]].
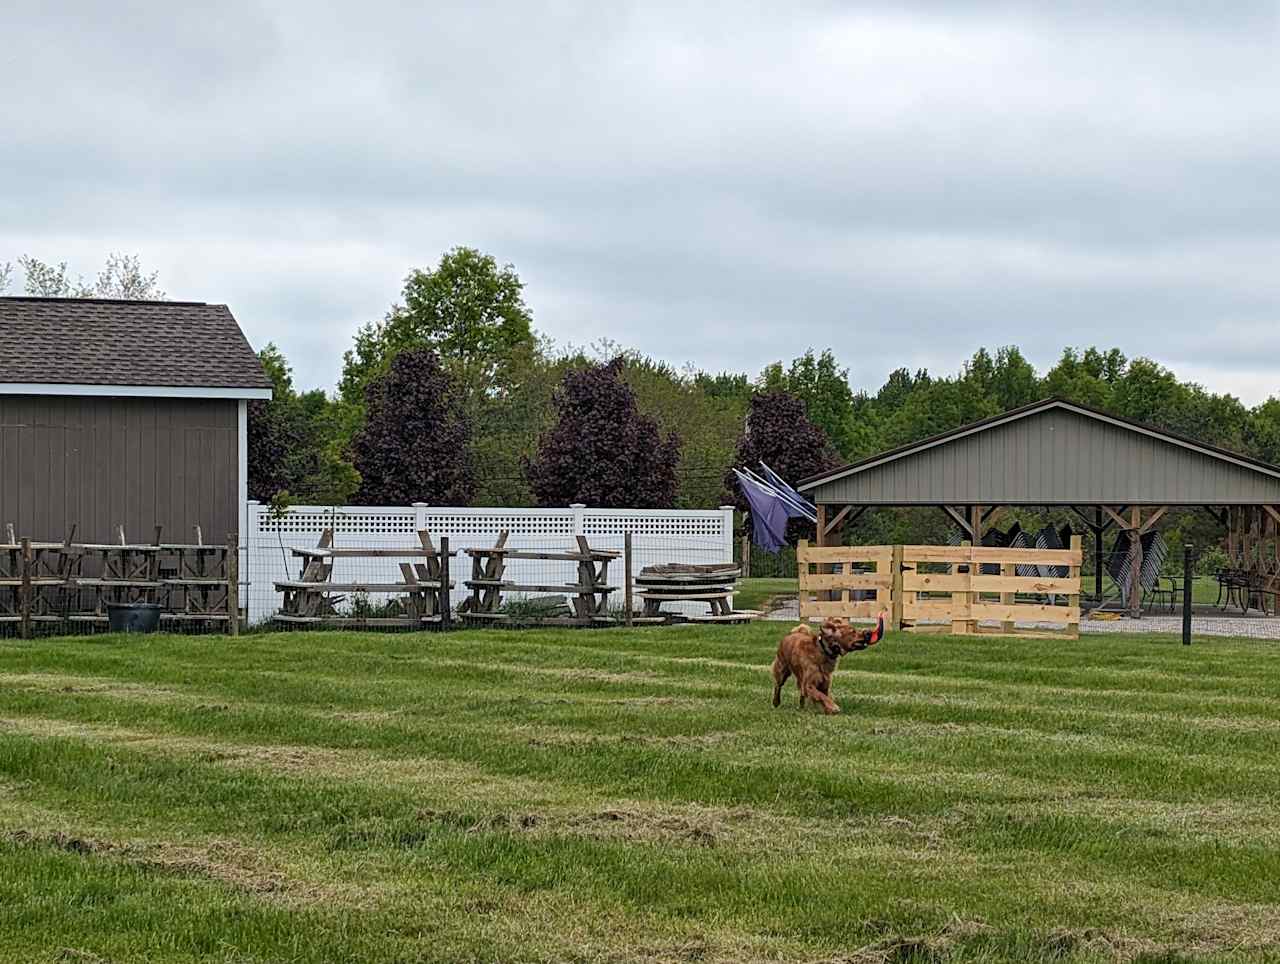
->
[[0, 297, 272, 392]]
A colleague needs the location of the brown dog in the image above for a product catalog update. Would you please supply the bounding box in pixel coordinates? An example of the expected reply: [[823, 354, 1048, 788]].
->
[[771, 613, 885, 714]]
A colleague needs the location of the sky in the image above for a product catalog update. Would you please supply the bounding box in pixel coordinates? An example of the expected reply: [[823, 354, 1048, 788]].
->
[[4, 1, 1280, 402]]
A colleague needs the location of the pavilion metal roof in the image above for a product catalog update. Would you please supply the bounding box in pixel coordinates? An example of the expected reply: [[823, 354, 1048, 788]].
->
[[798, 398, 1280, 506]]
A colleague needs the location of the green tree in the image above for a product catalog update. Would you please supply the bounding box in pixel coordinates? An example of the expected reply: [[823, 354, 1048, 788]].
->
[[1041, 348, 1121, 408], [1247, 399, 1280, 465], [880, 377, 1001, 448], [990, 346, 1041, 409], [1109, 357, 1190, 427], [876, 367, 931, 410], [339, 247, 535, 423], [247, 345, 360, 505], [759, 349, 859, 459], [621, 355, 748, 508]]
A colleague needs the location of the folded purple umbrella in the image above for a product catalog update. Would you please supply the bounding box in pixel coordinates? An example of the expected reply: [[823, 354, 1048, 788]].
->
[[737, 471, 807, 552]]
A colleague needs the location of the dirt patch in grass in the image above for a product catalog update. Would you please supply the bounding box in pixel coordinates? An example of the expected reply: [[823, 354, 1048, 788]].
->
[[5, 828, 114, 855], [4, 827, 350, 907], [523, 726, 740, 752], [430, 658, 717, 692], [825, 917, 992, 964], [319, 708, 404, 724], [1174, 902, 1280, 954], [56, 949, 111, 964], [1036, 927, 1165, 962], [0, 673, 202, 706]]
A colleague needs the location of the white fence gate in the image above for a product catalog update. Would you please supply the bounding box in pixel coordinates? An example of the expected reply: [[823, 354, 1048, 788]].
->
[[243, 501, 736, 623]]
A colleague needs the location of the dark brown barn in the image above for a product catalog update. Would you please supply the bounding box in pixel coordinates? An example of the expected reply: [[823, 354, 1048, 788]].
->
[[0, 297, 271, 544]]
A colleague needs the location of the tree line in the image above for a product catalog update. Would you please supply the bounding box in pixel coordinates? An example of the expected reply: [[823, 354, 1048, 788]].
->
[[249, 246, 1280, 522], [9, 249, 1278, 554]]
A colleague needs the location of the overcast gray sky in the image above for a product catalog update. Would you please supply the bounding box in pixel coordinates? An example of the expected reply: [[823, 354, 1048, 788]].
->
[[5, 2, 1280, 401]]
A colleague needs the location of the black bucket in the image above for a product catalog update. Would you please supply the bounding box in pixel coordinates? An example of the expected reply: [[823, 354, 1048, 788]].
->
[[106, 603, 162, 634]]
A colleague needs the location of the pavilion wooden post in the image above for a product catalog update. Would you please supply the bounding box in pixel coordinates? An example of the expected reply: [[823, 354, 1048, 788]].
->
[[1127, 506, 1143, 619], [969, 505, 984, 548], [814, 504, 829, 602], [740, 535, 750, 580], [1094, 508, 1104, 601]]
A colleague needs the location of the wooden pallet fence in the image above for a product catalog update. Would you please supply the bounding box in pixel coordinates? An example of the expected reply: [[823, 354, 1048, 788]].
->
[[796, 541, 894, 620], [900, 538, 1083, 638], [273, 528, 455, 628], [796, 539, 1082, 639]]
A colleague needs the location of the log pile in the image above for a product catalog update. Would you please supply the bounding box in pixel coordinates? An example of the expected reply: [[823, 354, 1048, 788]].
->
[[632, 563, 759, 624]]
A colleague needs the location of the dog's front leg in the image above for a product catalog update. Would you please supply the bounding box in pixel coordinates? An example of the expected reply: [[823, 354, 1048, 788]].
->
[[804, 682, 841, 715]]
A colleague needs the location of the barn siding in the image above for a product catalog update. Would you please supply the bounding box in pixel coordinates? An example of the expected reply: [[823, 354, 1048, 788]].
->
[[809, 407, 1280, 505], [0, 395, 238, 543]]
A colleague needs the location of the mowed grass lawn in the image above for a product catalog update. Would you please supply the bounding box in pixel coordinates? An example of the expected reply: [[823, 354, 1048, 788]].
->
[[1, 625, 1279, 963]]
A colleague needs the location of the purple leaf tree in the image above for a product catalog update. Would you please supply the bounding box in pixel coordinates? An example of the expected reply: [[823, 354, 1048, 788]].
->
[[526, 358, 681, 507], [352, 348, 475, 505]]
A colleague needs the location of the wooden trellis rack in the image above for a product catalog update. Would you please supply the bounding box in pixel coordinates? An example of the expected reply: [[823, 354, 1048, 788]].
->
[[273, 528, 455, 628], [459, 531, 619, 626], [1, 524, 237, 635]]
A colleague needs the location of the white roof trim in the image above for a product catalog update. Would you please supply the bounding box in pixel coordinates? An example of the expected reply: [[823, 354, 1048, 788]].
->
[[0, 383, 271, 400], [799, 399, 1280, 491]]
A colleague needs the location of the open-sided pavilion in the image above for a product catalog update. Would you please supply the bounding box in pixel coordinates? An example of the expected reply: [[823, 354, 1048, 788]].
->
[[797, 398, 1280, 616]]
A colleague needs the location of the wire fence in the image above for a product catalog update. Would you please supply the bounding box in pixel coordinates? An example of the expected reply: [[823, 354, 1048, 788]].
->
[[8, 502, 1280, 640], [241, 502, 738, 630]]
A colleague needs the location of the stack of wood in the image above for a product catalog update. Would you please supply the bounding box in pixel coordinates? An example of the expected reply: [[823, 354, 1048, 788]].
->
[[274, 529, 455, 628], [459, 531, 619, 626], [632, 563, 759, 624]]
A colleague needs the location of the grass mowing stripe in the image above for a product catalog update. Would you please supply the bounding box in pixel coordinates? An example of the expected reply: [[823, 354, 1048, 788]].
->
[[4, 627, 1280, 961]]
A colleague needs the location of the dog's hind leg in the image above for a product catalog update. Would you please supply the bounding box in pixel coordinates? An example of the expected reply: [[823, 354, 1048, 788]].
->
[[771, 657, 789, 708]]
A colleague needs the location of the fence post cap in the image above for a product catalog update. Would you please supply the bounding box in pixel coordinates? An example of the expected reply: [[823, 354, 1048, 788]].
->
[[569, 503, 586, 509], [719, 505, 735, 511], [411, 502, 428, 507]]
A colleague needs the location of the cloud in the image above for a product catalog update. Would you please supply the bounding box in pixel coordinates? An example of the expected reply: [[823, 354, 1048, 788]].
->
[[3, 1, 1279, 401]]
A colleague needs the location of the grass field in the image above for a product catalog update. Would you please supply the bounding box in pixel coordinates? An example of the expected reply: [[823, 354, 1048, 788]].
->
[[2, 624, 1279, 963], [733, 577, 798, 613]]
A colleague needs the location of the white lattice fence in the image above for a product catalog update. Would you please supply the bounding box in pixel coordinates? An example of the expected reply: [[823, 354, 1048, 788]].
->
[[244, 502, 735, 623]]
